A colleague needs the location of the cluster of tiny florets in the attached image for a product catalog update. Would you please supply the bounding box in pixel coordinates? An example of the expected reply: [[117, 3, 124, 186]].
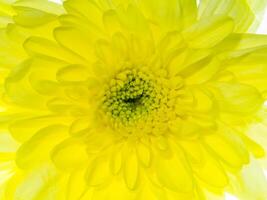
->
[[102, 70, 161, 125], [101, 69, 179, 131]]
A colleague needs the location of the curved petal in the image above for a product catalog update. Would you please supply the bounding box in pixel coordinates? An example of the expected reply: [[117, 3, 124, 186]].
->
[[51, 137, 89, 170], [23, 36, 86, 64], [9, 115, 71, 142], [204, 124, 250, 168], [198, 0, 267, 32], [53, 26, 97, 62], [16, 125, 68, 169], [13, 6, 57, 27], [85, 155, 111, 186], [139, 0, 197, 31], [192, 144, 229, 188], [183, 16, 234, 49], [210, 82, 264, 114], [123, 146, 139, 190], [154, 141, 193, 192]]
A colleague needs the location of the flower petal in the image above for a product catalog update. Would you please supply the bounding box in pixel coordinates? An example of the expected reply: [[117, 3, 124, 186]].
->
[[183, 16, 234, 48], [51, 137, 89, 170], [136, 142, 151, 167], [198, 0, 267, 32], [14, 0, 64, 15], [204, 124, 249, 168], [123, 146, 139, 190], [103, 10, 122, 35], [5, 165, 58, 200], [109, 145, 122, 175], [67, 168, 88, 200], [63, 0, 103, 27], [69, 117, 90, 136], [16, 125, 68, 169], [0, 133, 19, 152], [5, 60, 47, 109], [13, 6, 57, 27], [154, 141, 193, 192], [227, 52, 267, 92], [53, 27, 97, 62], [90, 176, 135, 200], [211, 82, 263, 114], [86, 156, 111, 186], [141, 0, 182, 30], [234, 158, 267, 199], [23, 36, 85, 64], [56, 65, 90, 83], [9, 115, 71, 142], [184, 142, 229, 188]]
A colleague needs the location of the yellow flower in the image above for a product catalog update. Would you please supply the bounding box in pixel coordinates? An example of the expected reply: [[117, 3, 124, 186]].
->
[[1, 0, 267, 199]]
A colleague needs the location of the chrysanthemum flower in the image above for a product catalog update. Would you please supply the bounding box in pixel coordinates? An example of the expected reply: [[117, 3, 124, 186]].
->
[[1, 0, 267, 199]]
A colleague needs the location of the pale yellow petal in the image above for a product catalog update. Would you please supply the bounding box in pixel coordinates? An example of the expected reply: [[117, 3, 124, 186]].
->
[[183, 16, 234, 48]]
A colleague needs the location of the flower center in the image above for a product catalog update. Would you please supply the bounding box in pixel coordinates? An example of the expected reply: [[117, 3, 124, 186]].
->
[[102, 69, 160, 126]]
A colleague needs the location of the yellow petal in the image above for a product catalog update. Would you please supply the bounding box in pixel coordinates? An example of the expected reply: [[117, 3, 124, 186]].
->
[[168, 48, 212, 77], [193, 144, 229, 188], [199, 0, 267, 32], [0, 133, 19, 152], [86, 156, 110, 186], [23, 37, 85, 64], [67, 168, 88, 200], [179, 0, 197, 28], [54, 27, 96, 62], [103, 10, 122, 35], [51, 137, 89, 170], [183, 16, 234, 48], [56, 65, 90, 83], [63, 0, 102, 27], [16, 125, 68, 169], [186, 58, 221, 85], [109, 145, 122, 175], [191, 88, 215, 112], [5, 60, 47, 109], [140, 0, 183, 31], [123, 146, 139, 190], [136, 142, 151, 167], [69, 118, 90, 136], [13, 6, 57, 27], [14, 0, 64, 15], [154, 141, 193, 192], [91, 176, 135, 200], [9, 115, 70, 142], [7, 165, 58, 200], [204, 124, 249, 168], [227, 52, 267, 92], [211, 82, 263, 114], [236, 159, 267, 200]]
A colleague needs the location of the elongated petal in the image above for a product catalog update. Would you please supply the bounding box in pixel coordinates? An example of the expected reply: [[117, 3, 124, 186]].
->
[[198, 0, 267, 32], [204, 124, 249, 168], [54, 27, 97, 61], [13, 6, 57, 27], [51, 137, 89, 170], [86, 156, 110, 186], [123, 146, 139, 190], [23, 37, 85, 64], [155, 142, 193, 192], [183, 16, 234, 48], [211, 82, 263, 114], [16, 125, 68, 169]]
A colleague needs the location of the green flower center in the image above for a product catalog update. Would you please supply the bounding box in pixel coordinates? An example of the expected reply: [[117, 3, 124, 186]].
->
[[102, 70, 160, 125]]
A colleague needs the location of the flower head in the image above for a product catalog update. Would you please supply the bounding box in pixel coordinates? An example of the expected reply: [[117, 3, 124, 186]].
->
[[1, 0, 267, 199]]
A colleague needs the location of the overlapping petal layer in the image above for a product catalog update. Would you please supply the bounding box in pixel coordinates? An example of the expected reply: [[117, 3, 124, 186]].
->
[[0, 0, 267, 200]]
